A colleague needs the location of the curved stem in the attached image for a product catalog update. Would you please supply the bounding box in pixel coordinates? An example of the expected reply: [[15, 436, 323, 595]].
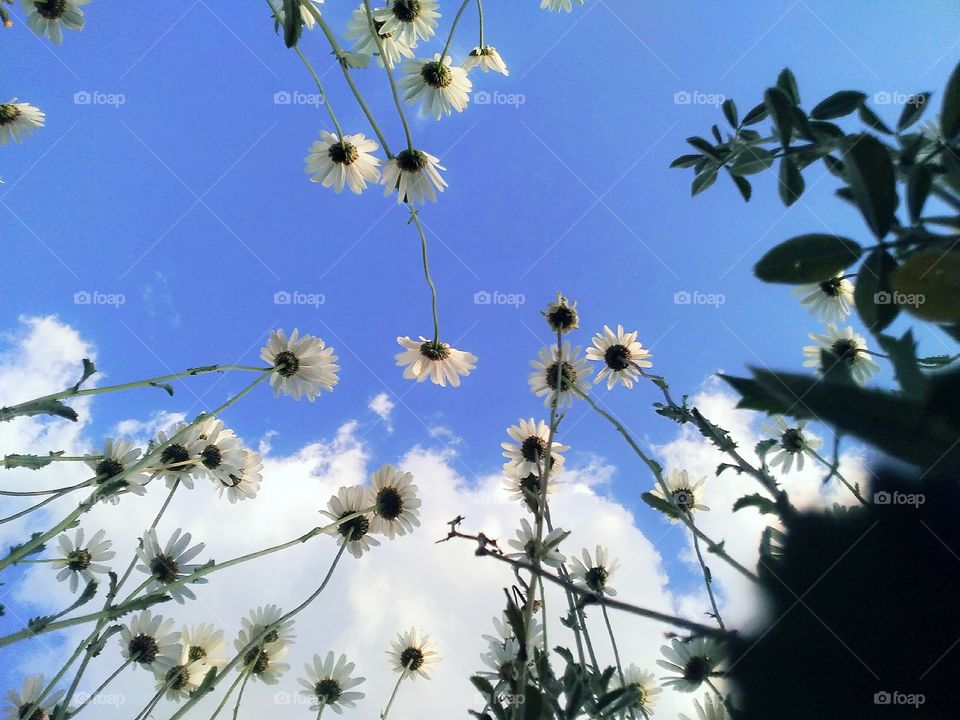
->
[[231, 669, 252, 720], [361, 0, 414, 151], [380, 673, 405, 720], [476, 0, 485, 47], [690, 521, 726, 631], [407, 207, 441, 344], [810, 448, 867, 506], [67, 659, 132, 718], [440, 0, 472, 62], [209, 669, 248, 720], [0, 487, 72, 525], [293, 45, 345, 139], [0, 478, 93, 497], [601, 602, 637, 720]]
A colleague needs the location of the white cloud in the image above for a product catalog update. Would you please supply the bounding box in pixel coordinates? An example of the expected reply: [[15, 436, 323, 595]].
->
[[367, 392, 395, 433]]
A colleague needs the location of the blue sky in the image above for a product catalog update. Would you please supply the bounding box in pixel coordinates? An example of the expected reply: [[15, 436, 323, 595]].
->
[[2, 0, 960, 714]]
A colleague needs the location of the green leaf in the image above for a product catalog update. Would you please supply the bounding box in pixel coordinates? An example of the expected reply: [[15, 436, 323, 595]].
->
[[842, 133, 897, 239], [149, 381, 175, 397], [729, 147, 775, 176], [907, 166, 933, 222], [3, 451, 65, 470], [728, 170, 752, 201], [72, 359, 97, 392], [764, 86, 795, 147], [754, 234, 862, 284], [755, 438, 778, 460], [897, 93, 932, 131], [691, 169, 717, 196], [857, 104, 894, 134], [641, 491, 681, 519], [778, 157, 804, 206], [670, 154, 701, 169], [877, 331, 926, 398], [719, 374, 797, 415], [823, 154, 845, 177], [893, 250, 960, 323], [854, 247, 899, 333], [722, 98, 738, 128], [282, 0, 302, 48], [733, 494, 780, 516], [811, 91, 866, 120], [0, 398, 78, 423], [777, 68, 800, 105], [471, 676, 495, 699], [742, 101, 769, 126], [940, 61, 960, 140], [686, 136, 720, 159]]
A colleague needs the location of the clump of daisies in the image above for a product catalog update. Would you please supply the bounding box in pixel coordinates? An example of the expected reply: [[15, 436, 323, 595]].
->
[[345, 3, 415, 68], [235, 605, 295, 685], [0, 99, 45, 144], [261, 328, 340, 401], [395, 335, 476, 386], [374, 0, 440, 46]]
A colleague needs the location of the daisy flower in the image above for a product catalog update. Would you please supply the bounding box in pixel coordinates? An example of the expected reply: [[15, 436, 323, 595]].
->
[[20, 0, 87, 44], [543, 292, 579, 334], [374, 0, 440, 46], [305, 131, 381, 194], [585, 324, 653, 390], [181, 623, 229, 669], [193, 417, 246, 488], [568, 545, 620, 596], [761, 415, 822, 473], [387, 628, 439, 679], [261, 329, 340, 401], [51, 528, 115, 592], [215, 448, 263, 503], [657, 637, 723, 693], [650, 468, 709, 516], [793, 274, 854, 324], [395, 336, 476, 386], [528, 342, 592, 408], [503, 467, 563, 513], [154, 654, 208, 701], [506, 518, 568, 569], [540, 0, 583, 11], [345, 4, 415, 68], [322, 485, 380, 558], [501, 418, 569, 478], [680, 694, 730, 720], [119, 610, 182, 671], [400, 53, 472, 118], [86, 437, 150, 502], [370, 464, 421, 539], [480, 613, 542, 673], [240, 605, 296, 649], [135, 528, 207, 604], [609, 663, 661, 716], [463, 46, 509, 75], [803, 324, 880, 385], [237, 641, 290, 684], [3, 675, 62, 720], [0, 99, 45, 145], [298, 652, 366, 713], [154, 422, 204, 489], [381, 148, 447, 203]]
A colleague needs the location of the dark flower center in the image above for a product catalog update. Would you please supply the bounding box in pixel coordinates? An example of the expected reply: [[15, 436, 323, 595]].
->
[[376, 487, 403, 521], [338, 512, 370, 541], [419, 340, 450, 361], [274, 350, 300, 378], [604, 344, 632, 371], [546, 305, 577, 332], [94, 457, 124, 479], [0, 104, 20, 125], [391, 0, 421, 22], [159, 443, 192, 473], [263, 629, 280, 644], [545, 361, 576, 391], [314, 678, 343, 702], [17, 703, 46, 720], [129, 634, 160, 663], [396, 148, 428, 173], [328, 141, 358, 165], [421, 61, 452, 88], [34, 0, 66, 20], [585, 566, 608, 592], [201, 444, 223, 469], [780, 428, 805, 453], [165, 664, 191, 691], [244, 648, 271, 675], [831, 339, 859, 365], [67, 548, 92, 572], [671, 488, 695, 511], [520, 436, 547, 463], [630, 683, 648, 705], [400, 646, 424, 670], [520, 473, 541, 495], [819, 277, 843, 297], [149, 553, 180, 583], [683, 655, 711, 684], [188, 645, 207, 662]]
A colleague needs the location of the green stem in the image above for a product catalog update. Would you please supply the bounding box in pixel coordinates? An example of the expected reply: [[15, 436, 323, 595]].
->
[[440, 0, 472, 62], [293, 45, 345, 139], [67, 659, 132, 718], [407, 207, 441, 345], [0, 486, 74, 524], [810, 448, 867, 506], [600, 602, 637, 720], [209, 669, 248, 720], [231, 669, 252, 720], [476, 0, 485, 46], [380, 673, 405, 720], [0, 479, 92, 497], [362, 0, 414, 151], [690, 520, 726, 631]]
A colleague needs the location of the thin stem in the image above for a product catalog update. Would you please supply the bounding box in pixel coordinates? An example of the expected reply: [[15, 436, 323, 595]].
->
[[362, 0, 414, 151], [407, 207, 441, 344], [380, 673, 405, 720], [544, 511, 587, 668], [232, 669, 253, 720], [690, 522, 726, 631], [810, 448, 867, 506], [0, 479, 92, 497], [293, 45, 345, 139], [209, 669, 248, 720], [0, 487, 73, 525], [601, 602, 637, 720], [476, 0, 485, 46], [68, 659, 132, 717], [440, 0, 472, 62]]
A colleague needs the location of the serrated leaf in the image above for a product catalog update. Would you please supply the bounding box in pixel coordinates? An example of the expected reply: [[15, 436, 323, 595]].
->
[[733, 494, 780, 516], [778, 156, 804, 205], [755, 438, 779, 459], [754, 233, 862, 283], [73, 359, 97, 391], [843, 133, 898, 239], [877, 331, 926, 398], [854, 246, 899, 333], [4, 451, 65, 470], [898, 93, 932, 131], [729, 146, 775, 175], [811, 91, 866, 120], [641, 491, 681, 519], [149, 381, 175, 397], [0, 398, 78, 423]]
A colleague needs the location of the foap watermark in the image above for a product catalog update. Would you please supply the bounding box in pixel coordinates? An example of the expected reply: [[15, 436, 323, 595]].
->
[[273, 90, 324, 108], [874, 291, 925, 308], [873, 691, 925, 708], [473, 691, 526, 707], [74, 90, 125, 108], [474, 90, 525, 108], [74, 291, 125, 308], [673, 290, 725, 308], [474, 290, 525, 308], [74, 692, 126, 707], [872, 90, 927, 107], [273, 692, 312, 707], [274, 290, 325, 308], [673, 90, 726, 107], [873, 490, 925, 508]]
